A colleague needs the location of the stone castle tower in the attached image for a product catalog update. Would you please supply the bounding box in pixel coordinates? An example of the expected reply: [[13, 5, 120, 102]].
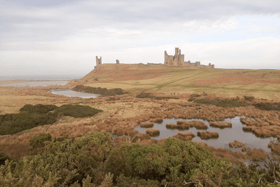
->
[[96, 56, 102, 66], [164, 48, 184, 66], [164, 48, 214, 68]]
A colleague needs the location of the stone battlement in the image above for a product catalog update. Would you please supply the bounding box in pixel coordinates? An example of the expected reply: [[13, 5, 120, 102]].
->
[[164, 48, 214, 68], [95, 48, 214, 69]]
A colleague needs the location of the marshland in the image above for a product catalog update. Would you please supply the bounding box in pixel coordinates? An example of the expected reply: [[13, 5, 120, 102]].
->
[[1, 64, 280, 186]]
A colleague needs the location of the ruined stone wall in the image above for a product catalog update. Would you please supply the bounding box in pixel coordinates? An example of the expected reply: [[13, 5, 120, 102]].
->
[[96, 56, 102, 66], [164, 48, 184, 66], [165, 48, 214, 68]]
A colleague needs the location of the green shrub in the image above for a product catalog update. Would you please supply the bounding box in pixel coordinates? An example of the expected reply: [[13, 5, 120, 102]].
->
[[0, 104, 101, 135], [191, 98, 248, 107], [53, 104, 102, 118], [0, 151, 10, 166], [253, 102, 280, 111], [1, 132, 280, 186], [116, 174, 160, 187], [136, 92, 152, 98], [105, 138, 231, 185], [136, 92, 178, 100], [29, 133, 52, 148], [0, 132, 113, 186], [72, 85, 126, 96], [0, 112, 57, 135], [244, 96, 255, 101], [20, 104, 58, 113]]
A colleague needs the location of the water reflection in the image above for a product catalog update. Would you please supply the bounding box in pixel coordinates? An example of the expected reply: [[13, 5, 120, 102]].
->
[[134, 116, 277, 153], [50, 89, 100, 98]]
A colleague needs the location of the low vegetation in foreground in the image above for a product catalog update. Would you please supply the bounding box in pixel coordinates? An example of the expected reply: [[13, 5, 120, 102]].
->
[[72, 85, 126, 96], [1, 131, 280, 186], [0, 104, 102, 135]]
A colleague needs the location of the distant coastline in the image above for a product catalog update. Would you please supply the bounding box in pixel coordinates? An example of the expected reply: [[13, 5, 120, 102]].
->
[[0, 75, 82, 81]]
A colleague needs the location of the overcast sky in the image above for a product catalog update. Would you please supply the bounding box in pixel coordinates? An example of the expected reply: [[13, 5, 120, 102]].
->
[[0, 0, 280, 79]]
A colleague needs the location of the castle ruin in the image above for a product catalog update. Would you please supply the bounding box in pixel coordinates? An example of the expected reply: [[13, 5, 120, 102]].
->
[[94, 47, 214, 69], [164, 48, 214, 68], [96, 56, 102, 66]]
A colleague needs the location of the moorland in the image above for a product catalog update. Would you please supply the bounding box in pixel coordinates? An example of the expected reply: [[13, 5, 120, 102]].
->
[[1, 64, 280, 186]]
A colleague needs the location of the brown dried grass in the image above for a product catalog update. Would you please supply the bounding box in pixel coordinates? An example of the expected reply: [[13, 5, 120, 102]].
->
[[140, 122, 154, 128], [229, 140, 245, 148], [197, 131, 219, 139], [210, 121, 232, 129], [146, 129, 160, 136]]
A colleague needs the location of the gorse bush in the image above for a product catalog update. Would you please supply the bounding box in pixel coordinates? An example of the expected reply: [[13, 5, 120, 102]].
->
[[136, 92, 153, 98], [53, 104, 102, 118], [190, 98, 248, 107], [0, 112, 57, 135], [253, 102, 280, 111], [1, 132, 280, 186], [73, 85, 126, 96], [0, 104, 102, 135], [0, 132, 113, 186], [244, 96, 255, 101], [19, 104, 58, 113], [104, 138, 230, 185], [136, 92, 178, 100], [0, 151, 10, 166], [29, 133, 52, 148]]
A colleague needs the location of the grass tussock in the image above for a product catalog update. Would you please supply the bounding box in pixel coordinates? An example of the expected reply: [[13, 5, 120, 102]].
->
[[72, 85, 126, 96], [197, 131, 219, 139], [145, 128, 160, 136], [229, 140, 245, 148]]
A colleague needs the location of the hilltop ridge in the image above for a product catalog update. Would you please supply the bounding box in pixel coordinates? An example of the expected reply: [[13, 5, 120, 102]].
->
[[69, 64, 280, 101]]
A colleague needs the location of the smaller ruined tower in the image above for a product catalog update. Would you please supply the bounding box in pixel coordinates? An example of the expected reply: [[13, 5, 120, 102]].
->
[[96, 56, 102, 66], [116, 59, 119, 64]]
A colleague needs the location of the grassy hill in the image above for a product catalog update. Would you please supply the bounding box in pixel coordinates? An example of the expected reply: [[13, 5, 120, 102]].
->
[[71, 64, 280, 101]]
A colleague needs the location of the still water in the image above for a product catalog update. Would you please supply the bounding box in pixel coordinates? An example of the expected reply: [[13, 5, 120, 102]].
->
[[134, 116, 276, 153], [50, 89, 100, 99]]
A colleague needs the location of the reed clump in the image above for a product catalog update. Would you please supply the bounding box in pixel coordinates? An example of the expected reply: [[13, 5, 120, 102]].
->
[[229, 140, 245, 148], [140, 122, 154, 128], [210, 121, 232, 129], [149, 118, 163, 123], [197, 131, 219, 139], [145, 129, 160, 136]]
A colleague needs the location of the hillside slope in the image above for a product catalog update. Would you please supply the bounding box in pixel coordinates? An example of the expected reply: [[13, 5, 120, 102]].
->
[[69, 64, 280, 101]]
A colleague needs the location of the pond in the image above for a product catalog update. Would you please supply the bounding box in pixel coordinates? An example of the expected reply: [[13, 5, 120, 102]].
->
[[50, 89, 100, 99], [134, 116, 277, 153], [0, 81, 69, 87]]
